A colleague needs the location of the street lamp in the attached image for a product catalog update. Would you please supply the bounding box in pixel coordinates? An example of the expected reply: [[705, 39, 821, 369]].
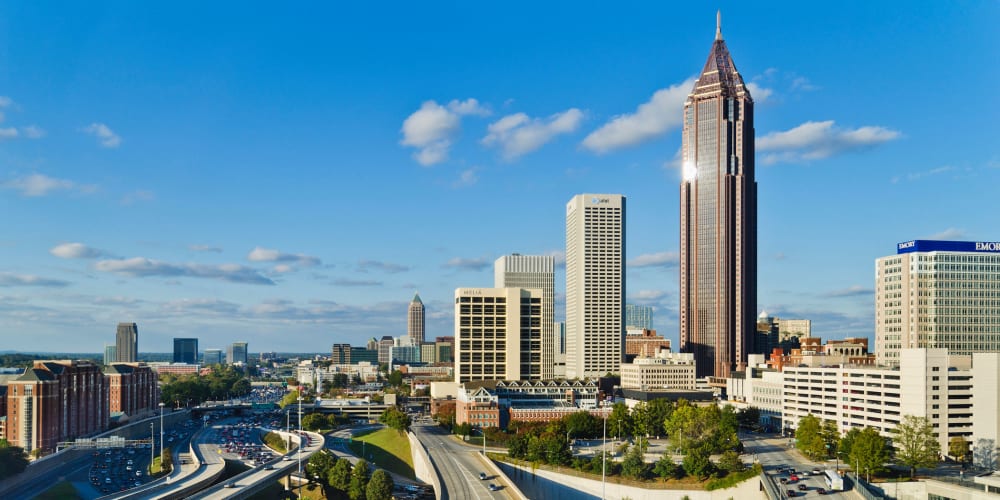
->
[[159, 402, 165, 468], [297, 395, 303, 489], [150, 423, 155, 473], [601, 402, 608, 500]]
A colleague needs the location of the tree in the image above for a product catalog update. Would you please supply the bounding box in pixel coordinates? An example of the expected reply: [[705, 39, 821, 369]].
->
[[949, 437, 969, 463], [820, 419, 840, 458], [349, 458, 371, 500], [608, 402, 632, 441], [161, 447, 173, 473], [653, 452, 678, 479], [366, 469, 394, 500], [303, 413, 329, 432], [795, 414, 827, 460], [387, 370, 404, 387], [279, 390, 301, 409], [839, 427, 862, 461], [453, 423, 472, 440], [682, 445, 713, 479], [328, 458, 353, 493], [850, 427, 890, 479], [0, 439, 29, 479], [717, 450, 744, 473], [332, 373, 350, 389], [620, 442, 648, 479], [892, 415, 940, 478], [306, 450, 336, 483], [645, 399, 674, 438], [564, 411, 601, 439], [379, 406, 412, 435]]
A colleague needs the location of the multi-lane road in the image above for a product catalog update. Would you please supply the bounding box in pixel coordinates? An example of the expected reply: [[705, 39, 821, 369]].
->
[[411, 421, 512, 500]]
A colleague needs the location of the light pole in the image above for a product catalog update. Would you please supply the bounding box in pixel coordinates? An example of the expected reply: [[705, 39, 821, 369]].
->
[[297, 395, 303, 488], [158, 402, 165, 468], [150, 423, 154, 472], [602, 402, 608, 500]]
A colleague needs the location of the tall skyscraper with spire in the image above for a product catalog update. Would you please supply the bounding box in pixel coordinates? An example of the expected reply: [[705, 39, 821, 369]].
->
[[408, 292, 425, 345], [679, 13, 757, 379]]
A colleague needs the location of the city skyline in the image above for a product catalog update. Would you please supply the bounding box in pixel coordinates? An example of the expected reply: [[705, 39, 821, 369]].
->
[[1, 3, 997, 353]]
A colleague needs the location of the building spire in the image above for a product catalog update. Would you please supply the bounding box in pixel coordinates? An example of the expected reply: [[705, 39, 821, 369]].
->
[[716, 10, 722, 40]]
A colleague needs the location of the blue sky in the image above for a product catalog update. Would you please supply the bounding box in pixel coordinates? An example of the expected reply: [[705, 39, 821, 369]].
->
[[1, 2, 997, 354]]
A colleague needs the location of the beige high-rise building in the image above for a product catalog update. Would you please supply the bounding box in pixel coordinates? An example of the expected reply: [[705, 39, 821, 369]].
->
[[408, 293, 425, 345], [566, 193, 625, 379], [876, 239, 1000, 367], [495, 255, 555, 380], [454, 287, 543, 383], [679, 14, 757, 379]]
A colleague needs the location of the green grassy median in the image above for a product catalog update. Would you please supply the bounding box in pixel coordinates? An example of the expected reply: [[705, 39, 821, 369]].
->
[[347, 427, 414, 479]]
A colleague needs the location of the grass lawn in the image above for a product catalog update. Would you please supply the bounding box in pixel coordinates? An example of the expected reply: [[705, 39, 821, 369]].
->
[[32, 481, 82, 500], [347, 427, 414, 480], [150, 456, 169, 475]]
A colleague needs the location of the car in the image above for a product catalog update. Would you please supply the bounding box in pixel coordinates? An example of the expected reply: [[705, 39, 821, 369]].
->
[[789, 475, 799, 482], [818, 488, 828, 495], [223, 481, 237, 488], [479, 472, 487, 480], [779, 477, 788, 484], [812, 468, 822, 475], [798, 484, 808, 491], [488, 483, 499, 491], [264, 465, 274, 470], [787, 490, 797, 497]]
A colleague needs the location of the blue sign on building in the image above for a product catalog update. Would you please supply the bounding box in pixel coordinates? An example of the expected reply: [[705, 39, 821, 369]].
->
[[897, 240, 1000, 254]]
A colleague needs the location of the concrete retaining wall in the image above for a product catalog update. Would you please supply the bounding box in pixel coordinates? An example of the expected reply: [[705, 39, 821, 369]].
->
[[497, 461, 765, 500], [407, 431, 443, 500]]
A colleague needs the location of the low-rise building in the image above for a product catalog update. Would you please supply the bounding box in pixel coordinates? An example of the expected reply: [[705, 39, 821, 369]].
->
[[620, 351, 696, 390], [624, 329, 672, 358], [106, 363, 159, 418]]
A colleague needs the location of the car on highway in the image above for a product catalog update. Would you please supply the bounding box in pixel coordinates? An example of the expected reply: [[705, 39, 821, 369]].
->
[[479, 472, 487, 480], [488, 483, 499, 491], [798, 483, 808, 491], [818, 488, 828, 495], [812, 468, 822, 475], [787, 490, 798, 497]]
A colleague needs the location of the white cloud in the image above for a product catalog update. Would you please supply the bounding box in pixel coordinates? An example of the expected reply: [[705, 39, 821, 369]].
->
[[82, 123, 122, 148], [482, 108, 583, 159], [247, 247, 321, 267], [0, 96, 13, 108], [1, 173, 86, 197], [400, 98, 490, 166], [272, 264, 294, 274], [0, 128, 19, 139], [50, 242, 111, 259], [745, 82, 773, 103], [95, 257, 275, 285], [756, 120, 900, 165], [581, 77, 696, 153], [545, 249, 566, 267], [926, 228, 966, 240], [21, 125, 45, 139], [121, 189, 155, 205], [891, 165, 955, 184], [189, 244, 223, 253], [358, 260, 410, 274], [628, 251, 679, 268], [443, 256, 491, 271], [821, 285, 874, 298], [453, 167, 480, 188], [0, 272, 70, 287]]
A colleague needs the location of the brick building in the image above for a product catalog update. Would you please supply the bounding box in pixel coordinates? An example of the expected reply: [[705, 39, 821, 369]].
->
[[105, 363, 159, 418], [625, 329, 672, 358], [4, 360, 108, 453]]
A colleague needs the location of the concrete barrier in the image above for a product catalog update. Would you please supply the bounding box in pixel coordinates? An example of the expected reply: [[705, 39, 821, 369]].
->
[[407, 431, 443, 500]]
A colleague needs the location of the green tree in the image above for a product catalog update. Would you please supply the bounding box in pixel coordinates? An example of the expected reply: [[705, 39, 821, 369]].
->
[[332, 373, 350, 388], [839, 427, 861, 461], [850, 427, 890, 479], [682, 445, 714, 479], [387, 370, 404, 387], [820, 419, 840, 458], [653, 452, 678, 479], [665, 401, 699, 453], [365, 469, 394, 500], [620, 442, 648, 479], [564, 411, 601, 439], [328, 458, 352, 493], [949, 437, 969, 463], [279, 390, 301, 409], [303, 413, 329, 432], [0, 439, 29, 479], [717, 450, 744, 473], [306, 450, 336, 484], [453, 423, 472, 440], [892, 415, 940, 478], [608, 402, 632, 440], [379, 406, 412, 435], [737, 407, 761, 429], [795, 414, 827, 460], [348, 459, 371, 500], [161, 447, 173, 473], [645, 399, 673, 438]]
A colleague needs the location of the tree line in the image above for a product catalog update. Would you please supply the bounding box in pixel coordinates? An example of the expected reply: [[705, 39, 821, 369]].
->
[[306, 451, 394, 500], [159, 365, 251, 406]]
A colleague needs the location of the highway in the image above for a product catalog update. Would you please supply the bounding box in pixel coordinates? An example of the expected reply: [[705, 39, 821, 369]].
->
[[411, 422, 512, 500]]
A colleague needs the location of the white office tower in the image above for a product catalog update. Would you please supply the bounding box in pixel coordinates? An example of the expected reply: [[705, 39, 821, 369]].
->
[[876, 240, 1000, 367], [454, 287, 543, 383], [565, 194, 626, 379], [495, 254, 555, 380]]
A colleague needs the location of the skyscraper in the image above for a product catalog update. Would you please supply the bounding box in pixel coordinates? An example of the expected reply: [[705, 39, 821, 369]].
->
[[679, 13, 757, 379], [115, 322, 138, 363], [173, 338, 198, 364], [625, 304, 654, 330], [495, 254, 555, 380], [203, 349, 223, 366], [103, 344, 117, 366], [454, 287, 543, 383], [227, 342, 248, 365], [408, 293, 425, 344], [875, 239, 1000, 366], [566, 193, 626, 379]]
